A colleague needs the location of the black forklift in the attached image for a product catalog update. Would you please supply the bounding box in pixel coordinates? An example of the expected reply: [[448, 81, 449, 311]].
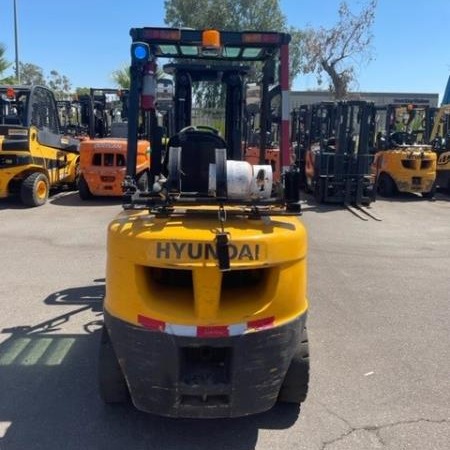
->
[[77, 88, 130, 139], [290, 104, 310, 190], [293, 100, 379, 220]]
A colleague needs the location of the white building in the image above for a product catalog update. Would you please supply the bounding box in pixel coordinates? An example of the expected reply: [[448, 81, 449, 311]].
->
[[290, 91, 439, 109]]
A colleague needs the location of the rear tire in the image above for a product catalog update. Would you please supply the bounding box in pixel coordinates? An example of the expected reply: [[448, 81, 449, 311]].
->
[[70, 161, 80, 190], [78, 175, 92, 200], [20, 172, 49, 207], [98, 326, 129, 404], [422, 182, 436, 200], [278, 329, 310, 404], [137, 170, 149, 191], [377, 173, 396, 197], [313, 178, 325, 203]]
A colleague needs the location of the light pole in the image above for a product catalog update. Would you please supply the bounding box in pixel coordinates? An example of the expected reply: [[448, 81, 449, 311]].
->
[[13, 0, 20, 83]]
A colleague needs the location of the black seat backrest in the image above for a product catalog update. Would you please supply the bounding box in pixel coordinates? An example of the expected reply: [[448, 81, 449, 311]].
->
[[3, 115, 22, 125], [390, 131, 415, 146], [165, 129, 228, 193]]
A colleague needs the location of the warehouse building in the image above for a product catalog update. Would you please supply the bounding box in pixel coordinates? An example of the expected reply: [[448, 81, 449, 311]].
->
[[290, 91, 439, 109]]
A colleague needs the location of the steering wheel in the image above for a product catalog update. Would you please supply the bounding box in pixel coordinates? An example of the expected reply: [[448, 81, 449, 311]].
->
[[179, 125, 220, 135]]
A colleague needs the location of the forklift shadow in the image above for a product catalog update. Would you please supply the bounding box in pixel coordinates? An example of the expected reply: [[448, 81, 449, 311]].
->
[[128, 402, 302, 450], [0, 283, 302, 450], [49, 191, 123, 207], [376, 191, 447, 203], [435, 189, 450, 199], [0, 283, 103, 449], [0, 197, 29, 210], [300, 194, 347, 215]]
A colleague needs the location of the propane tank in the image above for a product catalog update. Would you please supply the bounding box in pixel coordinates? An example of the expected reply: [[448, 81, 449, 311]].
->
[[209, 161, 273, 199], [141, 61, 156, 110]]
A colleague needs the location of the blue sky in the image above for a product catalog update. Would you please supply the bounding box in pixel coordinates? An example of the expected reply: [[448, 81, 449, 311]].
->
[[1, 0, 449, 101]]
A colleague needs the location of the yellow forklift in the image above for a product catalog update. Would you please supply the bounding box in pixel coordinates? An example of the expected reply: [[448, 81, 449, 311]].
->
[[0, 85, 80, 206], [429, 104, 450, 192], [372, 104, 436, 198], [99, 27, 309, 418]]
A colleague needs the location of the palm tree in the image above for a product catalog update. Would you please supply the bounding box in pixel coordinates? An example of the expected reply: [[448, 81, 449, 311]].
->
[[0, 43, 14, 83]]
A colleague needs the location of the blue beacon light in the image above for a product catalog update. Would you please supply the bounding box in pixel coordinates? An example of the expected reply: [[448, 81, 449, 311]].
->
[[132, 43, 149, 61]]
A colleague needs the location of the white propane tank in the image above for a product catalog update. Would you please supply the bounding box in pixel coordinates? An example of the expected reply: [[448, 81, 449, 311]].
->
[[208, 161, 273, 199]]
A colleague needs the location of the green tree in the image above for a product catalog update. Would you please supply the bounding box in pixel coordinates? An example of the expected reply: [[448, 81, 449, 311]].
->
[[299, 0, 377, 99], [111, 66, 130, 89], [0, 43, 14, 83], [164, 0, 301, 106], [47, 70, 72, 100], [18, 62, 46, 85], [111, 65, 167, 90], [17, 63, 73, 99], [75, 87, 90, 96], [165, 0, 285, 31]]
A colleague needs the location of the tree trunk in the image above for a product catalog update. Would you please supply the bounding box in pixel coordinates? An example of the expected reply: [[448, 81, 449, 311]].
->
[[321, 60, 347, 99]]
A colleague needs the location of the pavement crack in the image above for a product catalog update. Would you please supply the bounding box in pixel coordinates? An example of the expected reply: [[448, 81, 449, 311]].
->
[[317, 404, 449, 450], [317, 401, 355, 450], [383, 418, 449, 427], [316, 400, 354, 430], [321, 429, 354, 450]]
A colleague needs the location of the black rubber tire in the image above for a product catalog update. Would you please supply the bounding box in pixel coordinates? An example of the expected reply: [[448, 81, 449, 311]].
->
[[98, 326, 129, 404], [377, 172, 396, 197], [20, 172, 49, 207], [70, 161, 80, 190], [137, 170, 149, 192], [422, 182, 436, 200], [304, 178, 313, 194], [314, 178, 325, 203], [278, 329, 310, 404], [78, 175, 93, 200]]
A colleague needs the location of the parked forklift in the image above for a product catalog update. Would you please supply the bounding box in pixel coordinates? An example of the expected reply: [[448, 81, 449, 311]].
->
[[0, 85, 80, 206], [372, 104, 436, 198], [429, 104, 450, 192], [292, 100, 377, 219], [243, 82, 283, 183], [99, 27, 308, 418], [290, 104, 310, 190], [77, 88, 150, 199]]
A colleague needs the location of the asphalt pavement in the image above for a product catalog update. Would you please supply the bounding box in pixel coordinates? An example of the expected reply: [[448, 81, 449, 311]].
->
[[0, 190, 449, 450]]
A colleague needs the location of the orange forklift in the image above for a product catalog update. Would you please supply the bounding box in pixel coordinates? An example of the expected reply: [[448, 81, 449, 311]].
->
[[77, 88, 150, 199]]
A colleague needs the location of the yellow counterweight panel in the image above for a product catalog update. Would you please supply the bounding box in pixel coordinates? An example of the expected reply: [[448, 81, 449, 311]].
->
[[375, 149, 436, 192], [105, 209, 308, 328]]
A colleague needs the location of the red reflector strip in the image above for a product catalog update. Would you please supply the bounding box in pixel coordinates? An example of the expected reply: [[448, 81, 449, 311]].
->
[[242, 33, 280, 44], [143, 28, 181, 41], [197, 326, 229, 338], [137, 316, 276, 336], [137, 315, 165, 332], [247, 316, 275, 330]]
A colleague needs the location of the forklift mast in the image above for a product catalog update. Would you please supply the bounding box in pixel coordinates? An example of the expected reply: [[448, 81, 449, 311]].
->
[[299, 100, 376, 206], [164, 62, 246, 160], [124, 27, 298, 211], [79, 88, 129, 139]]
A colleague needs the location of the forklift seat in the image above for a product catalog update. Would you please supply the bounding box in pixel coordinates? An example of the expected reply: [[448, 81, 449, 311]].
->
[[165, 127, 228, 194], [2, 115, 22, 125]]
